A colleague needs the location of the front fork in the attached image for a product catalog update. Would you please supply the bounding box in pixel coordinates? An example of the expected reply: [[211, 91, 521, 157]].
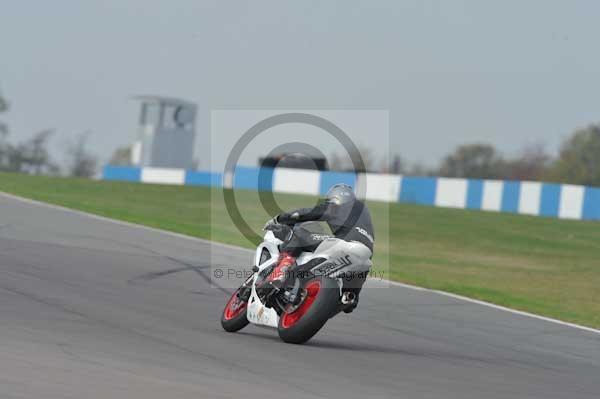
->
[[236, 273, 255, 302]]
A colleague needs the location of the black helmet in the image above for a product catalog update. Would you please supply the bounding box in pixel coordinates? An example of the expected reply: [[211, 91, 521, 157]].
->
[[326, 183, 355, 205]]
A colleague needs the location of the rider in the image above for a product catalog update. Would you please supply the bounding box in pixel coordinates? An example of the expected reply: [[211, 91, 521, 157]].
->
[[268, 183, 375, 313]]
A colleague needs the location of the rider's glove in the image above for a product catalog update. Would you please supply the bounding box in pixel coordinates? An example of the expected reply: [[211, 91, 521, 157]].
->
[[263, 216, 279, 230]]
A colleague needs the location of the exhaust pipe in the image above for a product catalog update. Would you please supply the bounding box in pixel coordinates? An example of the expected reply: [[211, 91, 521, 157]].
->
[[341, 291, 356, 305]]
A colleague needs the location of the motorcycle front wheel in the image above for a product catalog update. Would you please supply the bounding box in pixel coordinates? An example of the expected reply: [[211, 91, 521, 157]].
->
[[221, 286, 250, 332]]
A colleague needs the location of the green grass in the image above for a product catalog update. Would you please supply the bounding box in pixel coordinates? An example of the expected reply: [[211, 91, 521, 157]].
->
[[1, 171, 599, 328]]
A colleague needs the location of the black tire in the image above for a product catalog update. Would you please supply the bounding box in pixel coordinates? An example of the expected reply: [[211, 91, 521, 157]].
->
[[277, 277, 339, 344], [221, 288, 249, 332]]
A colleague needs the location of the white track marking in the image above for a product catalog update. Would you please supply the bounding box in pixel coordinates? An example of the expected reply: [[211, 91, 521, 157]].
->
[[380, 279, 600, 335], [1, 190, 598, 336], [0, 191, 248, 254]]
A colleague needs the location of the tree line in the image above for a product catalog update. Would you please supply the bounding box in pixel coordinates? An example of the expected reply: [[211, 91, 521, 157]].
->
[[432, 124, 600, 186], [335, 123, 600, 187], [3, 89, 600, 186], [0, 92, 97, 178]]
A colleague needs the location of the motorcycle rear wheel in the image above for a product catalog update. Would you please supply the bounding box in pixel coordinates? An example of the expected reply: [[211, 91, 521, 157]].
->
[[277, 276, 339, 344]]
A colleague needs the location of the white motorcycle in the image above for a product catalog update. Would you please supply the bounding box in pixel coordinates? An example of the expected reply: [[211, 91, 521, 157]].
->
[[221, 221, 372, 344]]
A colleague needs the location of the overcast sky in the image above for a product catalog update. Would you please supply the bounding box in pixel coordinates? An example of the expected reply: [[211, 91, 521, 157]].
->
[[2, 0, 600, 170]]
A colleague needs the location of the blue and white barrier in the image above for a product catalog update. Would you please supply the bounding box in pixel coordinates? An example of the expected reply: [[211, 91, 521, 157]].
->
[[102, 165, 600, 221]]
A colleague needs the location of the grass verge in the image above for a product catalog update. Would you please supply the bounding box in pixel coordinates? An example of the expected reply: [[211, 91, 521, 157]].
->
[[1, 171, 599, 328]]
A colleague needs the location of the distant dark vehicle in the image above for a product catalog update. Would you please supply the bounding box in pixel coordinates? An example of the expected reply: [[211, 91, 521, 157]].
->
[[260, 153, 327, 171]]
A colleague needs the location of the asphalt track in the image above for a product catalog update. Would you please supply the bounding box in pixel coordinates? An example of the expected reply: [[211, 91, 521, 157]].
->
[[1, 192, 599, 399]]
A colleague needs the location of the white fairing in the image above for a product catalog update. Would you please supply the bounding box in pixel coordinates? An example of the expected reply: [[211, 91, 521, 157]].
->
[[246, 231, 372, 329], [246, 284, 280, 327], [247, 230, 283, 328]]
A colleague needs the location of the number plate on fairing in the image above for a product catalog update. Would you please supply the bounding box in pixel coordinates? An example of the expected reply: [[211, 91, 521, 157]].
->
[[246, 285, 279, 328]]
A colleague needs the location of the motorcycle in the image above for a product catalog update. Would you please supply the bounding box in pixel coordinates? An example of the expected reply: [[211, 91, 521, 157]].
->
[[220, 221, 371, 344]]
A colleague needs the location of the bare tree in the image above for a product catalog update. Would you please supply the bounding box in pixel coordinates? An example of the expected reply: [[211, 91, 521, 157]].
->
[[0, 93, 7, 112], [3, 129, 59, 174], [381, 154, 404, 174], [0, 91, 8, 136], [438, 143, 504, 179], [328, 152, 346, 172], [66, 132, 98, 178], [0, 92, 61, 175], [0, 91, 8, 168], [29, 129, 55, 175], [407, 162, 435, 177], [0, 130, 13, 171], [329, 145, 376, 172], [502, 142, 551, 181]]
